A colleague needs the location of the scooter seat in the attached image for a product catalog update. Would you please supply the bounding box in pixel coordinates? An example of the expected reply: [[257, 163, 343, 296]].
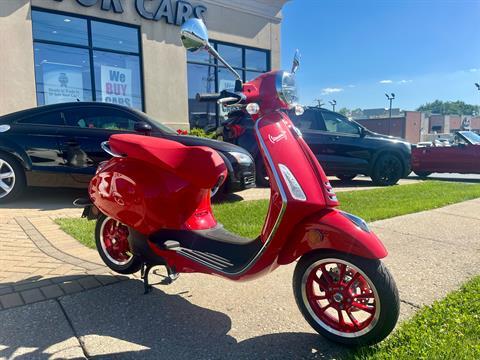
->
[[109, 134, 226, 189]]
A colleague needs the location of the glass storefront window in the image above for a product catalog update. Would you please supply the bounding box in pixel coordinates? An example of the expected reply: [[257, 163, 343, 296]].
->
[[217, 44, 242, 68], [93, 51, 143, 110], [31, 10, 88, 46], [187, 41, 271, 130], [33, 43, 92, 105], [32, 9, 143, 110], [246, 49, 267, 71], [187, 63, 217, 130], [91, 21, 139, 53]]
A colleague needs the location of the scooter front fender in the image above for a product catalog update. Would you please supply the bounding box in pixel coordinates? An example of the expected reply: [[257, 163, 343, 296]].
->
[[278, 209, 388, 264]]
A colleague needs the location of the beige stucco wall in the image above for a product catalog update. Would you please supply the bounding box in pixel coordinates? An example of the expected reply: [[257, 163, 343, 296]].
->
[[0, 0, 285, 129], [0, 0, 36, 116]]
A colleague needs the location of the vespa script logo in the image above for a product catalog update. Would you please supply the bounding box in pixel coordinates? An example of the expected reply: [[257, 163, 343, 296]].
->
[[268, 130, 287, 144]]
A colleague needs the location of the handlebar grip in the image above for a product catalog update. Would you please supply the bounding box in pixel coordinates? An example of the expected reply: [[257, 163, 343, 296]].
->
[[196, 93, 222, 102]]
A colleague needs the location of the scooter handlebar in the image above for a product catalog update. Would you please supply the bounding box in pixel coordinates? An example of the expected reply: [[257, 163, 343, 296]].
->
[[196, 93, 222, 102]]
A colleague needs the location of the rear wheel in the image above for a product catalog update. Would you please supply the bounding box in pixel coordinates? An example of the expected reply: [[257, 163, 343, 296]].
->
[[0, 153, 26, 203], [293, 251, 399, 346], [371, 154, 403, 186], [95, 214, 142, 274], [336, 174, 357, 182]]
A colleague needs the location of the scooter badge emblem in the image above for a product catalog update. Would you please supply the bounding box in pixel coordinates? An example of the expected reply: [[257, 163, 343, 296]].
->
[[268, 130, 287, 144]]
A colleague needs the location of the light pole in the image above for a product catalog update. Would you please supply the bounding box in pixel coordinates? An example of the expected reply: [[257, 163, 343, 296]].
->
[[329, 100, 337, 112], [314, 99, 324, 108], [475, 83, 480, 91], [385, 93, 395, 136]]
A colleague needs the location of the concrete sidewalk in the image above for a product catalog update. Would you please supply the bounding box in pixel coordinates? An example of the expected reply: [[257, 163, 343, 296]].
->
[[0, 199, 479, 359]]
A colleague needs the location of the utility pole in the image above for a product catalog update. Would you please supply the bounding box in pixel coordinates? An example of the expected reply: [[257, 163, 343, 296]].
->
[[329, 100, 337, 112], [385, 93, 395, 136], [314, 99, 324, 108]]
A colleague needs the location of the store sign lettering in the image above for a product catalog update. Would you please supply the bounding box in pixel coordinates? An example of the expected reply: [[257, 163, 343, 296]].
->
[[53, 0, 207, 25]]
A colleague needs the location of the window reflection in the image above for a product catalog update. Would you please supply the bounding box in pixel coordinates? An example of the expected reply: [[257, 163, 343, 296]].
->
[[187, 64, 217, 131], [32, 10, 143, 110], [187, 42, 271, 130], [33, 43, 92, 105], [32, 10, 88, 46], [91, 21, 139, 53]]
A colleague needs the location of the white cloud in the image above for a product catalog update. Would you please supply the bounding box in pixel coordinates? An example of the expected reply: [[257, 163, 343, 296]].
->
[[347, 84, 356, 88], [321, 87, 344, 95], [379, 80, 393, 84], [470, 68, 479, 72], [398, 79, 413, 84]]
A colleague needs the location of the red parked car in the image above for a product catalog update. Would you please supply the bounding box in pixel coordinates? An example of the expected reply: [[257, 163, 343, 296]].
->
[[412, 131, 480, 177]]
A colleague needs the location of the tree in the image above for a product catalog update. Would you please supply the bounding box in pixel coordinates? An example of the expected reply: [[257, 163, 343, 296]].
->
[[416, 100, 480, 115], [338, 107, 350, 116]]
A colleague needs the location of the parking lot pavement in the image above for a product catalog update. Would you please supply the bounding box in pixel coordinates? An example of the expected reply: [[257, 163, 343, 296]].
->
[[0, 197, 478, 359]]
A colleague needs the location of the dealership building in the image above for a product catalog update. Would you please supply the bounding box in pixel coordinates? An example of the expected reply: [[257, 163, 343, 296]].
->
[[0, 0, 287, 130]]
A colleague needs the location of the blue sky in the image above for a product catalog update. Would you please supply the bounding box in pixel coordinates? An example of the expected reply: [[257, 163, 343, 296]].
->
[[281, 0, 480, 111]]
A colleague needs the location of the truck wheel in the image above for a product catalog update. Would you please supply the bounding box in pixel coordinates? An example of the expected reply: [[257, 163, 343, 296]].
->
[[95, 214, 142, 274], [0, 153, 26, 203], [371, 154, 403, 186], [293, 251, 399, 346]]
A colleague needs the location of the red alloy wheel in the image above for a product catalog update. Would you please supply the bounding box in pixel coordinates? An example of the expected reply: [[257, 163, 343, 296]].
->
[[303, 259, 380, 337], [99, 218, 133, 266]]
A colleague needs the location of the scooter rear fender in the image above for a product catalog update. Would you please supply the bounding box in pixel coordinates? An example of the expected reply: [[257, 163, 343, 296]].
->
[[278, 208, 388, 264]]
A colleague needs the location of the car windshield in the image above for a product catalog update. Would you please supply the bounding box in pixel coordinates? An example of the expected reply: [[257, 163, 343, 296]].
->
[[460, 131, 480, 145]]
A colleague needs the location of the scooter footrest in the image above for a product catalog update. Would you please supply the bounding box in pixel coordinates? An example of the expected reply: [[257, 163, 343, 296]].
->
[[162, 240, 181, 250]]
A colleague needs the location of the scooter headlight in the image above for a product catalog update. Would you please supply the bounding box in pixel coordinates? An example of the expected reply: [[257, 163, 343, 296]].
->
[[276, 71, 298, 108]]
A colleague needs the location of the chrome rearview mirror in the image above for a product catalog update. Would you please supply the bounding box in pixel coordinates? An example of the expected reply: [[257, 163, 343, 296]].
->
[[180, 18, 209, 51], [180, 19, 242, 82], [291, 49, 301, 74]]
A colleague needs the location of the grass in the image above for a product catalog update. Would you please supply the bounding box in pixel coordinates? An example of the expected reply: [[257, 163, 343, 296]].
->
[[347, 275, 480, 360], [56, 180, 480, 247]]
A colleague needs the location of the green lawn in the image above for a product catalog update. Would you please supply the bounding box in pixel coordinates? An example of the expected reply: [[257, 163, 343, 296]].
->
[[56, 180, 480, 246], [347, 275, 480, 360]]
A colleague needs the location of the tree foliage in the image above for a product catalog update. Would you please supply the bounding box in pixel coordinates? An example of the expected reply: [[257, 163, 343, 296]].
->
[[416, 100, 480, 115]]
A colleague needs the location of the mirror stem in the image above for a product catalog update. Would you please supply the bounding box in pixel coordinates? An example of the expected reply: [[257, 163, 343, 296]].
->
[[205, 43, 243, 82]]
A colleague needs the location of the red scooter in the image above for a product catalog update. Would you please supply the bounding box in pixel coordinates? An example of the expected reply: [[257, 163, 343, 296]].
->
[[83, 19, 399, 346]]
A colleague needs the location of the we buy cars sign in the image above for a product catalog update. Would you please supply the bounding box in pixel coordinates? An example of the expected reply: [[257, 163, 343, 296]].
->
[[101, 65, 133, 107]]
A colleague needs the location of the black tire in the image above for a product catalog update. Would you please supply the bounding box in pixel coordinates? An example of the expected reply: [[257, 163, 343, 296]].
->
[[255, 157, 270, 188], [336, 174, 357, 182], [371, 153, 403, 186], [0, 152, 26, 203], [293, 250, 400, 346], [95, 214, 142, 274], [413, 171, 431, 179]]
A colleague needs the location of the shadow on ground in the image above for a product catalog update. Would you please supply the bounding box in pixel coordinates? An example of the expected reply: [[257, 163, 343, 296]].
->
[[0, 278, 348, 360], [0, 187, 87, 210]]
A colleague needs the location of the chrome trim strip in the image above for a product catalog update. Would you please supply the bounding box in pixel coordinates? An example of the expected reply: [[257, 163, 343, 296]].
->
[[176, 116, 288, 276], [101, 141, 125, 158]]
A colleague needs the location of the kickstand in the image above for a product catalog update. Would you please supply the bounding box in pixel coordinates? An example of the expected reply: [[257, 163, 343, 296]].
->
[[141, 263, 153, 294]]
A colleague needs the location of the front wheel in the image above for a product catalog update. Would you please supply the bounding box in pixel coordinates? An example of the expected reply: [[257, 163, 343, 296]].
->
[[371, 154, 403, 186], [95, 214, 142, 274], [293, 251, 399, 346]]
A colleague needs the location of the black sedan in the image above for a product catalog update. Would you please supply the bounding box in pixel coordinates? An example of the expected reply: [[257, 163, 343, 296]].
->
[[222, 106, 411, 186], [0, 102, 255, 203]]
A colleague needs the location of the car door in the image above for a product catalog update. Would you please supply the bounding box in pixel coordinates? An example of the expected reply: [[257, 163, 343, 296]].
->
[[289, 108, 333, 171], [59, 106, 140, 183], [319, 111, 370, 174], [9, 110, 71, 185]]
